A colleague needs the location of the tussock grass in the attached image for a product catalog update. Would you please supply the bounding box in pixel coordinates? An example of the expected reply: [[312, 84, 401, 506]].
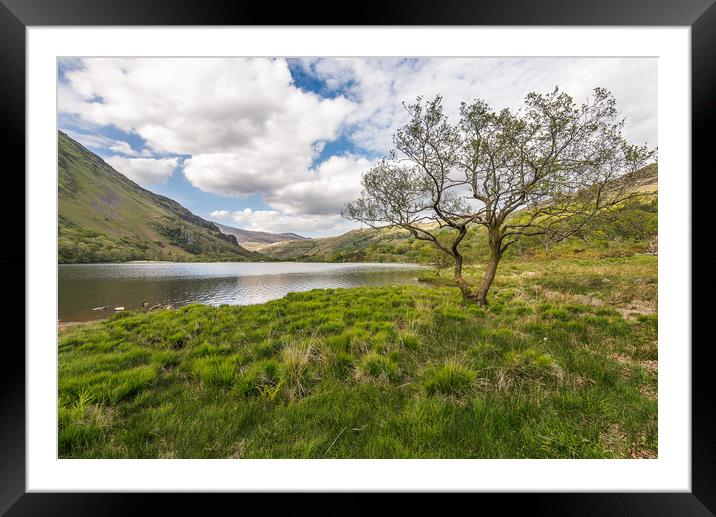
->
[[191, 356, 237, 389], [496, 349, 565, 392], [233, 359, 280, 398], [58, 255, 657, 458], [398, 331, 421, 351], [279, 340, 315, 400], [356, 352, 399, 383], [422, 361, 477, 400]]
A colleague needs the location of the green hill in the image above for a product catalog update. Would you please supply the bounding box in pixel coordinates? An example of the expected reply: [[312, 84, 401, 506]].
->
[[214, 222, 306, 251], [58, 131, 259, 263], [261, 164, 658, 264]]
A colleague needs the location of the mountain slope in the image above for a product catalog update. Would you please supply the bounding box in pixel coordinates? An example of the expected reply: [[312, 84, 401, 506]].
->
[[261, 226, 419, 262], [214, 223, 306, 251], [262, 164, 658, 263], [58, 131, 259, 263]]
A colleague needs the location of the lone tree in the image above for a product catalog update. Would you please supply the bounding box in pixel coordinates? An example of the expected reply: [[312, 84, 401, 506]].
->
[[343, 87, 655, 306]]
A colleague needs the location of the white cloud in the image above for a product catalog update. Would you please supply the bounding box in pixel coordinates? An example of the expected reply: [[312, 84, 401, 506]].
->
[[266, 155, 373, 216], [104, 156, 179, 187], [108, 141, 138, 156], [227, 208, 360, 237], [63, 129, 137, 156], [61, 57, 657, 237], [60, 57, 355, 199], [210, 210, 229, 219], [297, 57, 658, 153]]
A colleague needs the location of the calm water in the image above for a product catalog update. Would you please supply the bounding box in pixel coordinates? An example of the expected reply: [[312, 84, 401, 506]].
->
[[58, 262, 427, 321]]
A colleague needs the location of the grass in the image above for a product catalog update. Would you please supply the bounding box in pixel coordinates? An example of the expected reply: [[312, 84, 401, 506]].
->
[[58, 255, 657, 458], [58, 130, 256, 263]]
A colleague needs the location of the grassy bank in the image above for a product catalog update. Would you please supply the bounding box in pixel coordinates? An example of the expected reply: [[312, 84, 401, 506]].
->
[[58, 255, 657, 458]]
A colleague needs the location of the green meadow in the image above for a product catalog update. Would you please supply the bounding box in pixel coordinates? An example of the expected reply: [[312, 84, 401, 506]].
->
[[58, 255, 657, 459]]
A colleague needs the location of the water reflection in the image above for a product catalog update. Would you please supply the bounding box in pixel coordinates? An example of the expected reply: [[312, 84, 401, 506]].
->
[[58, 262, 426, 321]]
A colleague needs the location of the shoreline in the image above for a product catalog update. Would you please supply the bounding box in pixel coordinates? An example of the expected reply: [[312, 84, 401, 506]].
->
[[59, 259, 426, 266], [58, 320, 99, 331]]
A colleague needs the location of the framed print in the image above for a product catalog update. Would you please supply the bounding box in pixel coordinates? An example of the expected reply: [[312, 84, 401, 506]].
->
[[3, 0, 715, 514]]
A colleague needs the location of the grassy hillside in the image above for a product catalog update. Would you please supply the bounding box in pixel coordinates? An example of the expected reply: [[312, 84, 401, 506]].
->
[[261, 226, 421, 262], [58, 255, 657, 458], [262, 164, 658, 264], [58, 131, 259, 263], [215, 223, 306, 251]]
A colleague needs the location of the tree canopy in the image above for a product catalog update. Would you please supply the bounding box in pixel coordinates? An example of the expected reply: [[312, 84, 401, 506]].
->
[[344, 87, 656, 305]]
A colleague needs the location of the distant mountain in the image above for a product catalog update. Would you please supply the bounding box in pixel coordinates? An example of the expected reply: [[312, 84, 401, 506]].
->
[[214, 223, 306, 251], [261, 164, 658, 263], [58, 131, 259, 263], [260, 226, 418, 262]]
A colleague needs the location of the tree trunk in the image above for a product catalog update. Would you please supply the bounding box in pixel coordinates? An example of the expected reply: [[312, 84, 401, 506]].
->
[[453, 254, 477, 304], [475, 250, 501, 306]]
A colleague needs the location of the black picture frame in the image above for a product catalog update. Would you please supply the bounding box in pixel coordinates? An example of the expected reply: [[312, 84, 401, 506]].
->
[[2, 0, 714, 514]]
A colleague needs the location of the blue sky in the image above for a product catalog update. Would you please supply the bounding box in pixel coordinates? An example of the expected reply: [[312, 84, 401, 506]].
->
[[60, 59, 345, 221], [58, 57, 657, 237]]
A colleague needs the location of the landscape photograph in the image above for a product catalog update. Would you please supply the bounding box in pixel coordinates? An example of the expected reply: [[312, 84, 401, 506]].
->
[[57, 57, 658, 459]]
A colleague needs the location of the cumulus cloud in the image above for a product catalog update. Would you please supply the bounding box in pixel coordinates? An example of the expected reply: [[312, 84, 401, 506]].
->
[[60, 57, 355, 196], [227, 208, 359, 236], [266, 155, 373, 216], [107, 141, 138, 156], [208, 155, 373, 236], [62, 129, 139, 157], [104, 156, 179, 187], [60, 57, 657, 237], [296, 57, 658, 153]]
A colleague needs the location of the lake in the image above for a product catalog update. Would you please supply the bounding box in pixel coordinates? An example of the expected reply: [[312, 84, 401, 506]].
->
[[58, 262, 427, 321]]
